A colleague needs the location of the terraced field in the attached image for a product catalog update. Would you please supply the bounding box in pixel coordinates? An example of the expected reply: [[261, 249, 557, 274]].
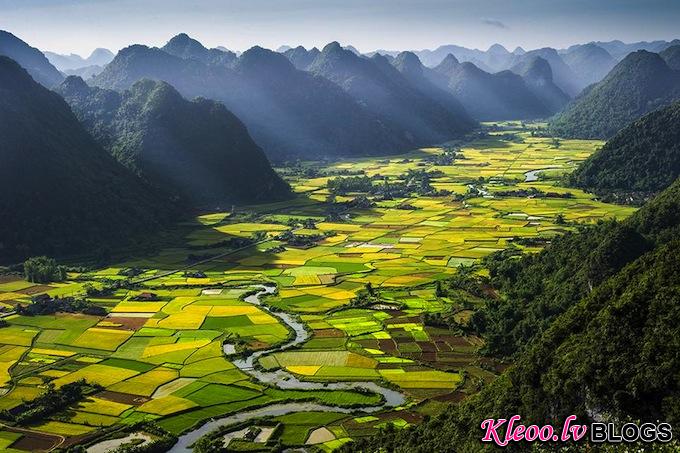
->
[[0, 123, 635, 452]]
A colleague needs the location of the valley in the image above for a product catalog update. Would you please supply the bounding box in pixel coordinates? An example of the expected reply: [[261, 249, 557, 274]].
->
[[0, 123, 635, 452]]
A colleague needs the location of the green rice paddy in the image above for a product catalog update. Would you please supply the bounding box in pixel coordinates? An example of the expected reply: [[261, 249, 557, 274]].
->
[[0, 123, 635, 451]]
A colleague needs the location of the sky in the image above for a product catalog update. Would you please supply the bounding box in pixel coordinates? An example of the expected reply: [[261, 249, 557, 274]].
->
[[1, 0, 679, 56]]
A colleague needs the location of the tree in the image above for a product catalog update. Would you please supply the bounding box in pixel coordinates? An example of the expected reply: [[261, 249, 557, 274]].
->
[[23, 256, 66, 283], [435, 281, 445, 297]]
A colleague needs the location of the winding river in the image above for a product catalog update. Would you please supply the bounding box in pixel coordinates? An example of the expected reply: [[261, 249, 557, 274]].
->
[[168, 285, 406, 452]]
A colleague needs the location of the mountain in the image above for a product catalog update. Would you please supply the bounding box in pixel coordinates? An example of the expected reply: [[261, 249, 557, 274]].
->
[[390, 51, 474, 126], [484, 43, 514, 72], [307, 42, 474, 144], [43, 52, 84, 70], [348, 172, 680, 453], [511, 47, 582, 96], [282, 46, 320, 70], [56, 76, 290, 206], [46, 48, 115, 71], [567, 101, 680, 198], [550, 50, 680, 139], [412, 44, 499, 71], [0, 30, 63, 87], [92, 36, 405, 159], [432, 54, 549, 120], [510, 55, 570, 113], [86, 48, 115, 66], [661, 44, 680, 70], [560, 42, 617, 88], [344, 45, 361, 55], [161, 33, 236, 65], [63, 64, 105, 80], [590, 38, 680, 60], [0, 56, 174, 264]]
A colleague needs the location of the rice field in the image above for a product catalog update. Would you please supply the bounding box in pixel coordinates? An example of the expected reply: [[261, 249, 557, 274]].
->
[[0, 123, 636, 451]]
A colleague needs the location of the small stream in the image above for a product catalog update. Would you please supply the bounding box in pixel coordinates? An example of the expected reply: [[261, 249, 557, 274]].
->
[[524, 169, 542, 182], [168, 285, 406, 452]]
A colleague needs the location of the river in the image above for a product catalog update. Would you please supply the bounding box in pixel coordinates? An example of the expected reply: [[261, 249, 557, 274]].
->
[[167, 284, 406, 452]]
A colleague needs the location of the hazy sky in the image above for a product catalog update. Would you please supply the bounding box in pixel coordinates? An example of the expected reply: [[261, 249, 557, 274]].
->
[[1, 0, 679, 56]]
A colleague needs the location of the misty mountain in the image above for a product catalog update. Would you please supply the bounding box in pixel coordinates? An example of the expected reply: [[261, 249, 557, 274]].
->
[[587, 39, 680, 60], [63, 64, 105, 80], [92, 35, 406, 159], [550, 50, 680, 139], [307, 42, 474, 145], [432, 54, 549, 120], [410, 44, 498, 71], [0, 30, 63, 87], [0, 56, 175, 263], [510, 47, 581, 96], [560, 43, 617, 88], [567, 100, 680, 197], [661, 45, 680, 70], [510, 56, 570, 113], [390, 51, 474, 126], [45, 48, 115, 71], [56, 76, 290, 206], [161, 33, 236, 65], [283, 46, 320, 70]]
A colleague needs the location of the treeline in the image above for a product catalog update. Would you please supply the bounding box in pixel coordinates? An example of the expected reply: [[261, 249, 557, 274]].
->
[[1, 380, 100, 424], [17, 295, 107, 317], [327, 170, 449, 198]]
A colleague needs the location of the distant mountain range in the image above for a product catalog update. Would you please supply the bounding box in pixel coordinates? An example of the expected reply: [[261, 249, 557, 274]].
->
[[550, 49, 680, 139], [369, 39, 680, 98], [44, 48, 115, 71], [428, 54, 554, 120], [306, 42, 474, 145], [284, 45, 564, 121], [91, 34, 472, 159], [0, 56, 175, 263], [56, 76, 290, 206]]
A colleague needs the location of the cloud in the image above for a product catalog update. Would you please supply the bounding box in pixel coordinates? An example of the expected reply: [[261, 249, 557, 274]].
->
[[481, 18, 508, 29]]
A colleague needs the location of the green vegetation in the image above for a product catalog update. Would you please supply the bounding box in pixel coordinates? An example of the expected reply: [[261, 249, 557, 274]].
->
[[16, 295, 107, 317], [567, 100, 680, 202], [550, 50, 680, 139], [2, 380, 100, 424], [0, 56, 176, 264], [344, 161, 680, 453], [23, 256, 66, 283], [57, 76, 291, 205], [0, 123, 638, 450]]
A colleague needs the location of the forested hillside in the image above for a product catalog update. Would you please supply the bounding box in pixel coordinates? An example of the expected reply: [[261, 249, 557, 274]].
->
[[0, 57, 175, 263], [57, 76, 290, 206], [567, 101, 680, 200], [550, 50, 680, 139]]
